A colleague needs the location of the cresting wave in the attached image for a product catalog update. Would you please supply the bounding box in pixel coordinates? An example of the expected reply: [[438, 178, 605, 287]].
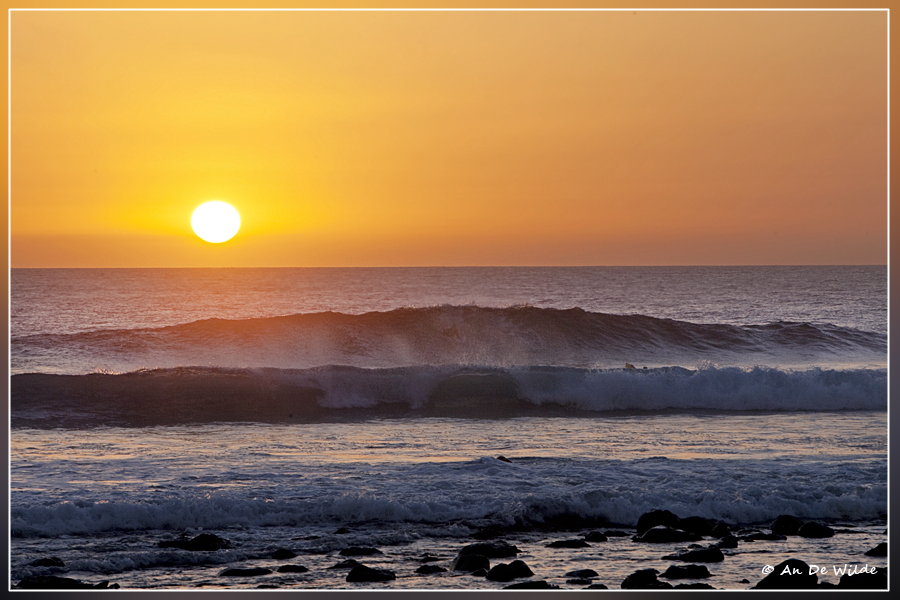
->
[[11, 364, 886, 428], [11, 306, 887, 374]]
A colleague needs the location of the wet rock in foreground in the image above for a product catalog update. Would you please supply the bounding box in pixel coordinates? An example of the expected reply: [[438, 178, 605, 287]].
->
[[416, 565, 447, 575], [603, 530, 630, 537], [451, 553, 490, 572], [583, 530, 608, 542], [636, 509, 680, 534], [18, 575, 117, 589], [633, 525, 701, 544], [486, 560, 534, 582], [798, 522, 834, 538], [621, 568, 673, 589], [220, 567, 272, 577], [158, 533, 233, 552], [271, 548, 297, 560], [458, 541, 519, 558], [837, 569, 887, 589], [276, 565, 308, 573], [864, 542, 887, 557], [546, 538, 590, 548], [675, 582, 717, 589], [663, 546, 724, 563], [771, 514, 804, 536], [566, 568, 599, 578], [677, 516, 721, 537], [716, 535, 739, 548], [662, 564, 713, 579], [346, 565, 396, 583]]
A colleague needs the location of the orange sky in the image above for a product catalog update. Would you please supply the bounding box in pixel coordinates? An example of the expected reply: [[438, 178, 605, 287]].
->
[[10, 9, 888, 267]]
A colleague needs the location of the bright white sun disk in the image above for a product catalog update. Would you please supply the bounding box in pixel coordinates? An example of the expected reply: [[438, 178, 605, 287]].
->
[[192, 201, 241, 243]]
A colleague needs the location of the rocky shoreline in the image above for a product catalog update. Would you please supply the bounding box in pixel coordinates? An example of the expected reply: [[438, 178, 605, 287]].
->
[[15, 509, 887, 590]]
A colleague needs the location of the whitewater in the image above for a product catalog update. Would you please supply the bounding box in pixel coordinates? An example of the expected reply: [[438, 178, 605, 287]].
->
[[9, 266, 888, 589]]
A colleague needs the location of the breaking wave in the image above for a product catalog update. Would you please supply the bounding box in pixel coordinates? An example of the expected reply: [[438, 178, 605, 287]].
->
[[12, 364, 886, 428], [11, 305, 888, 375]]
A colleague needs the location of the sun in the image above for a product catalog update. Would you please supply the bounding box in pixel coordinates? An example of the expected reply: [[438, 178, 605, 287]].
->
[[191, 201, 241, 243]]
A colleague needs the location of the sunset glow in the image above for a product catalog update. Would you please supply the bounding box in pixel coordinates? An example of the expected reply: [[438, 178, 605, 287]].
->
[[10, 10, 887, 267]]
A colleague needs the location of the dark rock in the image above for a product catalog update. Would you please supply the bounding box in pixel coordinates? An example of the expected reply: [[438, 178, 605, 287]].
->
[[346, 565, 395, 583], [17, 575, 97, 589], [603, 530, 630, 537], [335, 527, 351, 534], [29, 556, 66, 567], [158, 533, 233, 552], [271, 548, 297, 560], [328, 559, 362, 569], [716, 535, 739, 548], [257, 584, 279, 589], [220, 568, 272, 577], [470, 568, 488, 577], [753, 559, 817, 589], [710, 521, 731, 538], [583, 531, 608, 542], [798, 522, 834, 538], [339, 546, 382, 556], [740, 532, 786, 542], [276, 565, 308, 573], [636, 509, 680, 534], [567, 578, 592, 585], [739, 578, 750, 584], [677, 516, 717, 536], [585, 583, 609, 589], [416, 565, 447, 575], [621, 568, 673, 589], [675, 582, 716, 589], [771, 514, 804, 536], [633, 525, 701, 544], [864, 542, 887, 557], [486, 560, 533, 582], [662, 564, 713, 579], [546, 538, 590, 548], [451, 553, 490, 572], [419, 554, 442, 563], [496, 455, 512, 463], [663, 546, 724, 563], [504, 580, 558, 589], [837, 569, 887, 589], [458, 541, 518, 558], [566, 568, 599, 578]]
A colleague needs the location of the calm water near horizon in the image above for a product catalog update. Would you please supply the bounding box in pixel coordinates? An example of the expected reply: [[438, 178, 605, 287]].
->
[[9, 266, 888, 589]]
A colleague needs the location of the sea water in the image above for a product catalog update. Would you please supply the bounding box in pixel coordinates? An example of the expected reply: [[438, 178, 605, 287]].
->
[[9, 266, 888, 589]]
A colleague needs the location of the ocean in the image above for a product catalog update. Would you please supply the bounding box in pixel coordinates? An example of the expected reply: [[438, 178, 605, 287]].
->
[[9, 266, 888, 590]]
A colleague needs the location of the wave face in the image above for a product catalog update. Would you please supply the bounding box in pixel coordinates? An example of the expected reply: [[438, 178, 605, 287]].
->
[[12, 364, 886, 428], [11, 306, 888, 375]]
